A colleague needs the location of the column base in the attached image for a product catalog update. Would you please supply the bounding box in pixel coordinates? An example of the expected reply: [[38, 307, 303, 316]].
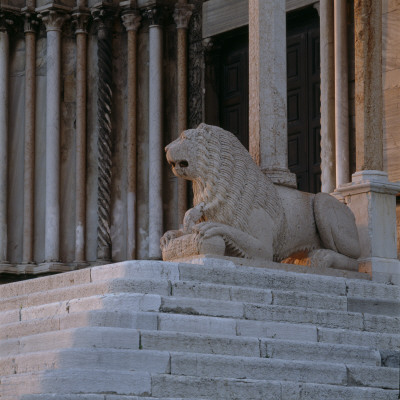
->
[[262, 167, 297, 188], [358, 257, 400, 285]]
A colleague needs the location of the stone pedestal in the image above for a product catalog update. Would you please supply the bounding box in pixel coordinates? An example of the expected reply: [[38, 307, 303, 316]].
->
[[335, 171, 400, 285]]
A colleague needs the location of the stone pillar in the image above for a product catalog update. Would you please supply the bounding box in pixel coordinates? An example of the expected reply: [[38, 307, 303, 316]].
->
[[0, 13, 10, 264], [39, 8, 68, 263], [354, 0, 383, 171], [248, 0, 296, 187], [22, 10, 38, 264], [92, 6, 113, 262], [334, 0, 350, 186], [319, 0, 336, 193], [72, 8, 90, 265], [121, 8, 141, 260], [145, 6, 164, 259], [335, 1, 400, 285], [173, 1, 193, 227]]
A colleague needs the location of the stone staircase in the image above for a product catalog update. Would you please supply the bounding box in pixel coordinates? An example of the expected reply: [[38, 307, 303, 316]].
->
[[0, 259, 399, 399]]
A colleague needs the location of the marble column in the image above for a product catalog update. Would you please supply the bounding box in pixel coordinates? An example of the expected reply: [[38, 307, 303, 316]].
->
[[334, 1, 400, 285], [72, 8, 90, 264], [39, 8, 68, 263], [121, 8, 141, 260], [319, 0, 336, 193], [354, 0, 383, 171], [0, 14, 9, 264], [22, 10, 38, 264], [334, 0, 350, 186], [248, 0, 296, 188], [173, 2, 193, 227], [146, 6, 164, 259], [92, 6, 113, 262]]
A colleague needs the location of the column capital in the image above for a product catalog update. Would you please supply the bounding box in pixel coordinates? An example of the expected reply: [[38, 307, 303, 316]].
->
[[142, 6, 165, 26], [72, 9, 91, 34], [121, 9, 141, 32], [91, 4, 114, 37], [38, 8, 69, 32], [0, 8, 19, 33], [173, 3, 194, 29], [23, 11, 39, 34]]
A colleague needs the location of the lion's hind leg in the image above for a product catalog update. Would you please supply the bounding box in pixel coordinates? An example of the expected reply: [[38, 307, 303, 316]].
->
[[309, 249, 359, 271]]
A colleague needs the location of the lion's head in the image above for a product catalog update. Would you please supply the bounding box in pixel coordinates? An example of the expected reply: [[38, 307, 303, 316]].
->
[[165, 123, 283, 234]]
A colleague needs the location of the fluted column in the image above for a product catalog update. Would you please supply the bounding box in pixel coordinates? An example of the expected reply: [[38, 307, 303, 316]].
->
[[334, 0, 350, 186], [173, 1, 193, 227], [72, 8, 90, 264], [0, 13, 10, 263], [319, 0, 336, 193], [121, 8, 141, 260], [22, 10, 38, 264], [92, 6, 113, 262], [39, 8, 68, 263], [145, 6, 164, 259]]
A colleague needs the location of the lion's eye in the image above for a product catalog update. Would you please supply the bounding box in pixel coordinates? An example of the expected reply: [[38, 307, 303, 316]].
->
[[179, 160, 188, 168]]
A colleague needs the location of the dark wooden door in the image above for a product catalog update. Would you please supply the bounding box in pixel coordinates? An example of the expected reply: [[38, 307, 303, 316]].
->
[[219, 30, 249, 148], [287, 9, 321, 193]]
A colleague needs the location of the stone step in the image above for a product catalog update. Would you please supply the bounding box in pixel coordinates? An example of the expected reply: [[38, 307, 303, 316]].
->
[[0, 326, 382, 367], [140, 330, 381, 366], [0, 278, 349, 314], [2, 369, 398, 400], [2, 309, 400, 352], [152, 374, 399, 400], [0, 348, 397, 389], [21, 396, 203, 400], [3, 292, 398, 335], [2, 260, 399, 303]]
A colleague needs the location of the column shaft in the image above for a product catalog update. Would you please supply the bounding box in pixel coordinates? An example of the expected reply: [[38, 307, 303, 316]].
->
[[319, 0, 336, 193], [127, 28, 138, 259], [0, 30, 9, 262], [148, 24, 163, 259], [176, 27, 188, 226], [354, 0, 383, 171], [75, 31, 87, 263], [22, 30, 36, 263], [248, 0, 296, 187], [45, 29, 62, 261], [334, 0, 350, 186]]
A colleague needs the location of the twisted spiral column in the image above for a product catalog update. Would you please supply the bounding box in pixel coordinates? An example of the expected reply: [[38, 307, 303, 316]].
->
[[92, 7, 113, 261]]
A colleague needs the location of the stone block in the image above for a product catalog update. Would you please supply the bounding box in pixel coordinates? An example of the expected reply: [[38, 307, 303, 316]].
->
[[91, 261, 180, 283], [261, 338, 380, 366], [243, 304, 364, 330], [236, 320, 317, 342], [158, 314, 237, 336], [160, 296, 244, 319], [347, 297, 400, 317], [170, 353, 347, 385], [151, 374, 282, 399], [347, 364, 399, 389], [140, 330, 260, 357], [171, 281, 232, 302]]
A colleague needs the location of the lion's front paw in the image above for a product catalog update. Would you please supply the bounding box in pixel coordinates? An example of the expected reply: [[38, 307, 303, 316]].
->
[[192, 222, 227, 239], [160, 230, 184, 249]]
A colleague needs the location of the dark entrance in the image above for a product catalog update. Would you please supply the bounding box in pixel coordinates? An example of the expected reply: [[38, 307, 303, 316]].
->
[[206, 7, 321, 192], [286, 8, 321, 193]]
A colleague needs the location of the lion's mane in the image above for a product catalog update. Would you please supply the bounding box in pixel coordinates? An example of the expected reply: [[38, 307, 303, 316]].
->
[[188, 124, 286, 256]]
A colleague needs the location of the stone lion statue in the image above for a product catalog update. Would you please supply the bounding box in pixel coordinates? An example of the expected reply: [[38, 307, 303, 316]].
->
[[160, 123, 361, 271]]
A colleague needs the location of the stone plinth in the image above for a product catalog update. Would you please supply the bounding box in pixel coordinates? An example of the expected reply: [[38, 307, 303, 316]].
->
[[335, 170, 400, 284]]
